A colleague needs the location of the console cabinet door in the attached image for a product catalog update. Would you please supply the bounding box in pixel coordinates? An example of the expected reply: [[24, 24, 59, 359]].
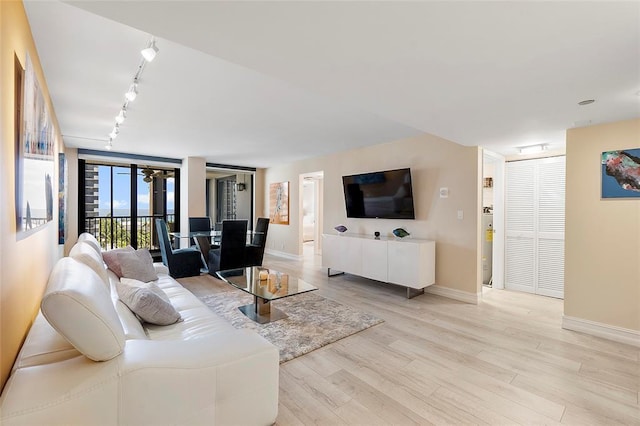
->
[[361, 238, 388, 282], [387, 240, 420, 287], [322, 234, 362, 276], [388, 240, 436, 288], [322, 235, 342, 270]]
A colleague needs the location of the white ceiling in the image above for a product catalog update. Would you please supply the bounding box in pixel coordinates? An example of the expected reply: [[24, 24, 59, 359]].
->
[[24, 1, 640, 168]]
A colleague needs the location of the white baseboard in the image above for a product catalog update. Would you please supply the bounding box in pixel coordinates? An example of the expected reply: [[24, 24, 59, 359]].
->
[[425, 285, 481, 305], [264, 249, 303, 261], [562, 315, 640, 348]]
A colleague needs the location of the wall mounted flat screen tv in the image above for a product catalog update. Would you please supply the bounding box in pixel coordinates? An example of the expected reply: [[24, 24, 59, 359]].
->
[[342, 168, 415, 219]]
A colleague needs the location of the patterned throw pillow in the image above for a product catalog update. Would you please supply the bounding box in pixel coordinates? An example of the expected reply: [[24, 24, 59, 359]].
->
[[116, 278, 180, 325], [102, 246, 135, 277], [117, 249, 159, 283]]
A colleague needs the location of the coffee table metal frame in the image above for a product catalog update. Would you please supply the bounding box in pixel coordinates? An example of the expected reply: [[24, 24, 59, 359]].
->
[[216, 266, 317, 324]]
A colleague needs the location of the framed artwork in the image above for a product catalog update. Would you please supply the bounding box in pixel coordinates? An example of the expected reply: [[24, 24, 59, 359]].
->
[[269, 181, 289, 225], [58, 152, 67, 244], [16, 53, 56, 232], [601, 149, 640, 199]]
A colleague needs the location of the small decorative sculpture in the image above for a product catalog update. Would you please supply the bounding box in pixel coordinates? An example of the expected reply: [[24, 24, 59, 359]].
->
[[334, 225, 348, 233], [374, 231, 380, 239], [392, 228, 410, 238]]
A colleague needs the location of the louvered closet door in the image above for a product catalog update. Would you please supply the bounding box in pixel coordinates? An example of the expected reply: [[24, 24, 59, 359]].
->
[[537, 157, 565, 298], [505, 157, 565, 298], [505, 161, 536, 293]]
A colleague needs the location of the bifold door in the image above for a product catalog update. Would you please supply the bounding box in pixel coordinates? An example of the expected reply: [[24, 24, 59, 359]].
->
[[505, 156, 565, 298]]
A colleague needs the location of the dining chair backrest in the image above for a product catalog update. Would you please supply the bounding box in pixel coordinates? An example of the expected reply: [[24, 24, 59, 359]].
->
[[189, 217, 212, 232], [189, 217, 212, 246], [218, 220, 248, 270], [155, 218, 173, 266], [251, 217, 270, 247]]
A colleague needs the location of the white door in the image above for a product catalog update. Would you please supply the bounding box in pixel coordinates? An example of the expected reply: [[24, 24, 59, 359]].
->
[[505, 156, 565, 298]]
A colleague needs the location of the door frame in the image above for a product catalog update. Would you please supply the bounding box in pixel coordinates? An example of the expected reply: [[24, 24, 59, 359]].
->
[[298, 171, 324, 256], [483, 150, 505, 290]]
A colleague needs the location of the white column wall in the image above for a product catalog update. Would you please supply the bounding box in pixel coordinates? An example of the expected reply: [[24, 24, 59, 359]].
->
[[180, 157, 206, 248]]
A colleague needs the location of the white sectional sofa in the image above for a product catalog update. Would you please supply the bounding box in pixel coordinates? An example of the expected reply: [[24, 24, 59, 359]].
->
[[0, 234, 279, 425]]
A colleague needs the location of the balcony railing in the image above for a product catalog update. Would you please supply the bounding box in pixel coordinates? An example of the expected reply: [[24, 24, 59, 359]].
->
[[84, 214, 175, 251]]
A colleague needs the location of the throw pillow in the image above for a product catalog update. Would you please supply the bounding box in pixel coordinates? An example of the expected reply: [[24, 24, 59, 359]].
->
[[116, 279, 180, 325], [120, 277, 170, 303], [103, 246, 135, 277], [117, 249, 159, 282]]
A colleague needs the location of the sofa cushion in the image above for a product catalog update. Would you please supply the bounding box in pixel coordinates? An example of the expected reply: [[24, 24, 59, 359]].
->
[[41, 257, 125, 361], [69, 241, 109, 288], [117, 279, 181, 325], [103, 246, 135, 277], [77, 232, 102, 256], [118, 249, 159, 282]]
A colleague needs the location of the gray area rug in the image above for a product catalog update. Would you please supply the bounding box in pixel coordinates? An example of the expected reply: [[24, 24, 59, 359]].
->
[[199, 291, 383, 363]]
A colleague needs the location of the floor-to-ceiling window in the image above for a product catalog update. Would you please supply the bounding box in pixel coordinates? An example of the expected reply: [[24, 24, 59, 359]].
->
[[79, 160, 179, 251]]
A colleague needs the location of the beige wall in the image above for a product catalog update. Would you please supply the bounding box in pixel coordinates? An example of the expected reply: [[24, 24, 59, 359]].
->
[[1, 0, 63, 389], [565, 119, 640, 331], [263, 134, 482, 294]]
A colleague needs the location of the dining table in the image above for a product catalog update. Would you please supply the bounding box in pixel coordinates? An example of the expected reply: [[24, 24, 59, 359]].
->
[[169, 230, 264, 269]]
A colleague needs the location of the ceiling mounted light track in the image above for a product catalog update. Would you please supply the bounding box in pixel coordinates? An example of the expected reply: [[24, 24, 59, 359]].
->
[[125, 82, 138, 102], [141, 38, 159, 62], [106, 35, 159, 150], [518, 144, 548, 155]]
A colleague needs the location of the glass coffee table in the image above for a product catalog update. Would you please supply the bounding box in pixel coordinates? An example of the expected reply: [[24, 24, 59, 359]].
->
[[216, 266, 318, 324]]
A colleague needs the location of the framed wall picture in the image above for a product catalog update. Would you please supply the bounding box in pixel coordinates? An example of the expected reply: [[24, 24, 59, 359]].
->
[[269, 181, 289, 225], [58, 152, 67, 244], [16, 53, 56, 232], [601, 149, 640, 199]]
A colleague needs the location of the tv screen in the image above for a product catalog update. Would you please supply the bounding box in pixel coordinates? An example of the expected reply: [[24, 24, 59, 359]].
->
[[342, 168, 415, 219]]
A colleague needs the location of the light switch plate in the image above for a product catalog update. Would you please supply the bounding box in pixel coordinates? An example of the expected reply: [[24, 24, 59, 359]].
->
[[457, 210, 464, 220]]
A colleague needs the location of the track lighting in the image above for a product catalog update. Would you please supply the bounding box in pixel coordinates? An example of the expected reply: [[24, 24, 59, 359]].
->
[[109, 124, 120, 140], [115, 108, 126, 124], [518, 144, 548, 155], [141, 39, 159, 62], [106, 35, 158, 150], [125, 82, 138, 102]]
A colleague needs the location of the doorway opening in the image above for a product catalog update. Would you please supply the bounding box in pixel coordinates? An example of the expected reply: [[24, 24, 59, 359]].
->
[[299, 171, 324, 260], [482, 150, 505, 292]]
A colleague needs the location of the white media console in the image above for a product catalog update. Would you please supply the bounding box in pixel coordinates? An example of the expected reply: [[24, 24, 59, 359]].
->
[[322, 233, 436, 298]]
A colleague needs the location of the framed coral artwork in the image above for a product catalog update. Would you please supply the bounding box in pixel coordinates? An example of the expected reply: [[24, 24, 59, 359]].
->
[[601, 149, 640, 199], [269, 182, 289, 225]]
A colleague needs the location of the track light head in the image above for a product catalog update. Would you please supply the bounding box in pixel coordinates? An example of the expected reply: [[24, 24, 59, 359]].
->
[[141, 40, 159, 62], [125, 82, 138, 101], [108, 125, 119, 140], [105, 139, 113, 150], [115, 108, 126, 124]]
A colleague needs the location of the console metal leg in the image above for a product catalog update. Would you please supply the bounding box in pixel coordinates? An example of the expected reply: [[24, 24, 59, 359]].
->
[[327, 268, 345, 277], [406, 287, 425, 299]]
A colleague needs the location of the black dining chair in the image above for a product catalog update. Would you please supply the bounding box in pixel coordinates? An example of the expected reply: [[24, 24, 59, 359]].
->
[[245, 217, 270, 267], [207, 220, 248, 274], [188, 216, 213, 247], [155, 219, 202, 278]]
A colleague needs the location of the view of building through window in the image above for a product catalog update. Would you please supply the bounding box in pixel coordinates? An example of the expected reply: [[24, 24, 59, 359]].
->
[[82, 162, 177, 250]]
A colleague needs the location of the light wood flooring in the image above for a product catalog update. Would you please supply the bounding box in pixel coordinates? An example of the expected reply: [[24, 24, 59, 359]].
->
[[186, 247, 640, 425]]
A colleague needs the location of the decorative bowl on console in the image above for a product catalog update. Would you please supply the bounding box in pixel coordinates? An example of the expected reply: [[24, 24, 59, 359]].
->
[[334, 225, 348, 233], [392, 228, 410, 238]]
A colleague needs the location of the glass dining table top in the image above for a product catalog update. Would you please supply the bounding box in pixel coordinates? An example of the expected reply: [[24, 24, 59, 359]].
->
[[169, 230, 263, 238], [216, 266, 317, 301]]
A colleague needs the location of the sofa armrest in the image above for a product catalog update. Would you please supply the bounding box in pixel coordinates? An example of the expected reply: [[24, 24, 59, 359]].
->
[[119, 331, 279, 425], [153, 262, 169, 275]]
